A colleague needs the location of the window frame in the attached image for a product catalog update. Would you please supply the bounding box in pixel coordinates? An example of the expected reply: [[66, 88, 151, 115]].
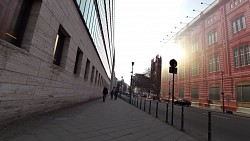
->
[[209, 86, 220, 100], [231, 15, 246, 34], [0, 0, 34, 47]]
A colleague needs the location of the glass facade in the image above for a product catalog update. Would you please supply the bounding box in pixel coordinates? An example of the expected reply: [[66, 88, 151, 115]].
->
[[75, 0, 115, 78]]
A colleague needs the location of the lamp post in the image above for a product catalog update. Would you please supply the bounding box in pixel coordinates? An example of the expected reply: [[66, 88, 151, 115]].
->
[[180, 22, 188, 25], [193, 9, 202, 12], [169, 59, 177, 126], [201, 2, 211, 5], [186, 16, 194, 18], [220, 71, 225, 113], [121, 76, 124, 95], [168, 81, 171, 102], [129, 62, 134, 104]]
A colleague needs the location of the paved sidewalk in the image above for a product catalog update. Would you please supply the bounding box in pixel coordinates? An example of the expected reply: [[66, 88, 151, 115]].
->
[[0, 97, 197, 141]]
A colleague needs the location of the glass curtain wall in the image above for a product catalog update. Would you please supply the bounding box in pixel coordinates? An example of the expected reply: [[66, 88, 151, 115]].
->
[[75, 0, 115, 78]]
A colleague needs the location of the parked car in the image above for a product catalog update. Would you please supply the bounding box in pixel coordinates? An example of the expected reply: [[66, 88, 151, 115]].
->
[[174, 99, 191, 106]]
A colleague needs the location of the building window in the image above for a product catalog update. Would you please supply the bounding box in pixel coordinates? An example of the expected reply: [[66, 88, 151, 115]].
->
[[234, 48, 239, 67], [98, 73, 100, 85], [245, 45, 250, 65], [237, 85, 250, 102], [234, 45, 250, 67], [208, 31, 217, 45], [53, 25, 70, 66], [74, 48, 83, 75], [179, 88, 184, 99], [208, 56, 220, 73], [0, 0, 34, 47], [95, 70, 98, 84], [191, 88, 199, 100], [101, 76, 103, 86], [240, 47, 245, 66], [234, 0, 238, 5], [84, 59, 90, 80], [192, 62, 199, 76], [230, 1, 234, 9], [232, 15, 246, 34], [230, 0, 243, 9], [209, 87, 220, 100], [90, 66, 95, 82]]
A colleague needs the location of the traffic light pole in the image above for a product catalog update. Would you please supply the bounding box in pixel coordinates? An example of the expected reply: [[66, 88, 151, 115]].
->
[[169, 59, 177, 126], [171, 72, 174, 125]]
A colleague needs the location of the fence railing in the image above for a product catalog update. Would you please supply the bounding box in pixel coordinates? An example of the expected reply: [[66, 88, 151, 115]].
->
[[119, 94, 212, 141]]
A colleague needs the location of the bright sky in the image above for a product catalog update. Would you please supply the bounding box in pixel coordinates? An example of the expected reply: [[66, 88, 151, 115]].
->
[[115, 0, 215, 84]]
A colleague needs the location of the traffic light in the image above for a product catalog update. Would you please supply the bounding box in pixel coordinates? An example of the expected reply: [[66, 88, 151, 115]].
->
[[169, 59, 177, 74]]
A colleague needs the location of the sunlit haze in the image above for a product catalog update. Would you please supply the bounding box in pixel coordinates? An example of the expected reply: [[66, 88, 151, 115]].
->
[[115, 0, 215, 84]]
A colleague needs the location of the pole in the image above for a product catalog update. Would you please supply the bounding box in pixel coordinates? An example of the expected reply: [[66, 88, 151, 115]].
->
[[149, 100, 151, 114], [137, 97, 138, 107], [222, 73, 225, 113], [130, 62, 134, 104], [166, 103, 168, 123], [130, 75, 132, 104], [156, 101, 158, 118], [144, 99, 146, 111], [140, 98, 142, 109], [171, 73, 175, 125], [181, 106, 184, 131], [169, 81, 171, 102], [208, 111, 212, 141]]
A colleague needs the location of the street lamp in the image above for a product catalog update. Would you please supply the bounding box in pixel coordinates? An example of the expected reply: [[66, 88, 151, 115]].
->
[[193, 9, 202, 12], [121, 76, 124, 95], [129, 62, 134, 104], [180, 22, 188, 25], [201, 2, 211, 5], [220, 71, 225, 113], [186, 16, 194, 18]]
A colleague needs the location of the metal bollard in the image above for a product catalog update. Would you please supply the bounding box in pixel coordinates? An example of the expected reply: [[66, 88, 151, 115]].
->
[[140, 99, 142, 109], [181, 106, 184, 131], [149, 100, 151, 114], [156, 101, 158, 118], [208, 111, 212, 141], [144, 99, 146, 111], [137, 97, 138, 107], [166, 103, 169, 123]]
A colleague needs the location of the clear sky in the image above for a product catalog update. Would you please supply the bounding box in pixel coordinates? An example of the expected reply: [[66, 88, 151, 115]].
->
[[115, 0, 216, 84]]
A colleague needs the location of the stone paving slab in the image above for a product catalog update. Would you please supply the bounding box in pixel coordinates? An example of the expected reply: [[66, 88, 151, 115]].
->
[[0, 97, 197, 141]]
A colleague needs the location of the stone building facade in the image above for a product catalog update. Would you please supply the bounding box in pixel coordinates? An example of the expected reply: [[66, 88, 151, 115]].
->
[[0, 0, 115, 125]]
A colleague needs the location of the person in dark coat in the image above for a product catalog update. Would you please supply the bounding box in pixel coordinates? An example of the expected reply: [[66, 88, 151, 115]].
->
[[102, 86, 108, 102], [110, 88, 115, 100], [114, 89, 118, 100]]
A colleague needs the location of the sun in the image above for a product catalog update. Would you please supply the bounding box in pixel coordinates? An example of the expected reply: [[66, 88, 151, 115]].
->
[[160, 42, 186, 65]]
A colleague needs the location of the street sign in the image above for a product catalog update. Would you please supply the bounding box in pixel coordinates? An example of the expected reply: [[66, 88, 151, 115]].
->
[[170, 59, 177, 67], [169, 67, 177, 74], [169, 59, 177, 74]]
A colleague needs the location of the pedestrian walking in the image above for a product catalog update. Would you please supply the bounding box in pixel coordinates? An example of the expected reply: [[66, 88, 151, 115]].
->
[[102, 86, 108, 102], [110, 88, 115, 100], [114, 89, 118, 100]]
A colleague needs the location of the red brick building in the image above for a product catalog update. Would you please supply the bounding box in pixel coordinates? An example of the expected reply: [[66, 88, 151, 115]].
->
[[161, 0, 250, 114], [151, 55, 162, 100]]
